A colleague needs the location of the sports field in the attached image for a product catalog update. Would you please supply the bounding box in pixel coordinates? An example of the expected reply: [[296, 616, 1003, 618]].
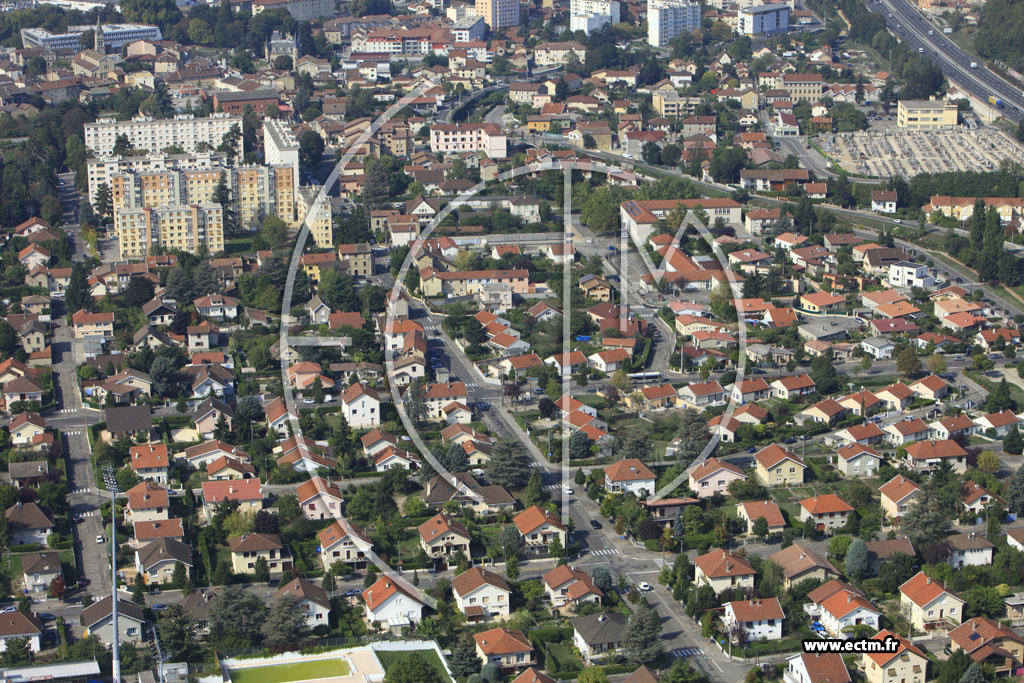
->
[[229, 657, 350, 683]]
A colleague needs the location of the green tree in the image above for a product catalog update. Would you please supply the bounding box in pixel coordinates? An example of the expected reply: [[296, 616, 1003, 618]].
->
[[262, 594, 309, 646], [622, 600, 663, 664], [978, 450, 1000, 474], [156, 604, 195, 660], [120, 0, 181, 30], [209, 584, 267, 646], [845, 538, 869, 580], [828, 535, 853, 562], [484, 439, 533, 489], [751, 517, 769, 540], [448, 637, 482, 678], [1008, 465, 1024, 514], [591, 566, 613, 592], [93, 182, 112, 221], [299, 130, 325, 168], [548, 536, 565, 564], [896, 347, 921, 377], [957, 662, 985, 683], [0, 637, 31, 667], [261, 214, 288, 248], [385, 653, 444, 683], [986, 379, 1015, 413], [524, 469, 545, 506], [1005, 426, 1023, 455], [212, 172, 239, 236]]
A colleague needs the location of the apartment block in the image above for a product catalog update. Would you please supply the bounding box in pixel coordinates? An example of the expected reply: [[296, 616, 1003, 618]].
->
[[648, 0, 701, 48], [430, 123, 508, 159], [297, 186, 333, 249], [264, 118, 301, 189], [475, 0, 519, 29], [897, 99, 959, 129], [87, 152, 230, 203], [737, 3, 790, 36], [570, 0, 620, 34], [107, 165, 296, 232], [84, 114, 243, 157], [21, 23, 161, 51], [116, 204, 224, 260]]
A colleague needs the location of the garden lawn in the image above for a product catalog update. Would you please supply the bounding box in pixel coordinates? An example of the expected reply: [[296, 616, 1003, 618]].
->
[[230, 658, 349, 683], [375, 649, 452, 683]]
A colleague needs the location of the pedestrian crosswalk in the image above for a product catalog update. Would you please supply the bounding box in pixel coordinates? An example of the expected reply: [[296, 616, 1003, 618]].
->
[[78, 510, 98, 518], [669, 648, 702, 659], [589, 548, 621, 556], [58, 408, 77, 414], [71, 488, 92, 495], [64, 430, 82, 436]]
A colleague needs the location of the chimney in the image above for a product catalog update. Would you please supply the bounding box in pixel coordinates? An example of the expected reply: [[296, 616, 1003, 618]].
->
[[598, 614, 606, 622], [847, 593, 853, 604], [972, 620, 978, 631], [926, 577, 932, 585]]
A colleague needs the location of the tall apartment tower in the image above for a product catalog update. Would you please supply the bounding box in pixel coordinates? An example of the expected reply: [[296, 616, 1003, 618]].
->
[[475, 0, 519, 30], [570, 0, 620, 35], [647, 0, 701, 47]]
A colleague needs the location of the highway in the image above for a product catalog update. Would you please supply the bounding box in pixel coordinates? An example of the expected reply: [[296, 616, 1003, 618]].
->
[[868, 0, 1024, 122]]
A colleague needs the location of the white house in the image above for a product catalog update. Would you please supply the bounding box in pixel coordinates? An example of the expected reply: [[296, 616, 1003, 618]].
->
[[297, 477, 344, 520], [451, 567, 512, 620], [888, 262, 934, 289], [859, 337, 895, 360], [783, 653, 851, 683], [723, 598, 784, 642], [362, 576, 424, 626], [871, 191, 897, 213], [0, 612, 42, 653], [604, 459, 656, 496], [947, 533, 995, 569], [341, 383, 381, 428], [807, 580, 881, 640], [276, 577, 331, 628], [835, 444, 882, 477]]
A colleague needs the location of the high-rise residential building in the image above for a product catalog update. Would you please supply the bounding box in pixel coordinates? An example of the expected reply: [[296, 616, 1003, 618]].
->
[[297, 187, 333, 249], [116, 204, 224, 260], [475, 0, 519, 30], [737, 3, 789, 36], [84, 113, 243, 157], [87, 152, 230, 203], [21, 23, 161, 51], [647, 0, 701, 47], [263, 119, 301, 189], [107, 165, 296, 233], [252, 0, 334, 21], [570, 0, 620, 35]]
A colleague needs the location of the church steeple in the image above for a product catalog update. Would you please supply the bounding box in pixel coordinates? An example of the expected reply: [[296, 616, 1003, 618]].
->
[[94, 20, 104, 52]]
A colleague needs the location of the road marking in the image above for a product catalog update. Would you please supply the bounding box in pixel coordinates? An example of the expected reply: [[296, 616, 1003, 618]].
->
[[670, 648, 702, 659], [589, 548, 621, 556]]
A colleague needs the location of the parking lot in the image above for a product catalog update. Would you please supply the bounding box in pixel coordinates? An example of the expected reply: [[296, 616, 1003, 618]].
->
[[816, 126, 1024, 178]]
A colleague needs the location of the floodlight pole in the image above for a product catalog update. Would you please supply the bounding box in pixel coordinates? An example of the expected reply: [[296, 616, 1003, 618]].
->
[[102, 467, 121, 683]]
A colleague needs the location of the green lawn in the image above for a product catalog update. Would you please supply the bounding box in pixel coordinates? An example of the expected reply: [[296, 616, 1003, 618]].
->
[[375, 649, 452, 683], [230, 658, 350, 683]]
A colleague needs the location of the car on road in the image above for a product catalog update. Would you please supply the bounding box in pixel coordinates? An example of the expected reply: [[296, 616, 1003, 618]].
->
[[38, 613, 56, 622], [96, 535, 105, 544], [888, 12, 893, 15], [563, 487, 574, 495], [637, 582, 652, 592], [303, 398, 315, 404], [534, 387, 544, 394], [590, 520, 602, 529], [345, 589, 362, 597], [783, 437, 797, 444], [78, 577, 90, 587], [153, 604, 168, 610], [0, 607, 16, 614], [747, 446, 758, 453]]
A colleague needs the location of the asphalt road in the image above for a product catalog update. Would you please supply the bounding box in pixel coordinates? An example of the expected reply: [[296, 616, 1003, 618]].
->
[[869, 0, 1024, 121]]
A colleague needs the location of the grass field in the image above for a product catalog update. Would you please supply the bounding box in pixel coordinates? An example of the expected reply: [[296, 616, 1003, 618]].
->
[[375, 649, 452, 683], [230, 658, 350, 683]]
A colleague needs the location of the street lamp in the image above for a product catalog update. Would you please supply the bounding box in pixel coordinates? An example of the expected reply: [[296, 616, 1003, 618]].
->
[[101, 467, 121, 683]]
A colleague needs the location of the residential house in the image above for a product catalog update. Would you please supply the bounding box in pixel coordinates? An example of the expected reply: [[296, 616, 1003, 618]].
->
[[798, 494, 853, 531], [5, 502, 53, 546], [899, 572, 964, 630], [783, 653, 851, 683], [228, 533, 291, 576], [879, 475, 921, 520], [452, 567, 511, 620], [128, 443, 169, 484], [903, 440, 968, 473], [317, 520, 372, 570], [572, 612, 627, 663], [737, 500, 786, 536], [79, 594, 145, 645], [418, 513, 471, 560], [754, 444, 805, 486], [134, 538, 193, 585], [835, 444, 882, 477], [947, 533, 994, 569], [947, 617, 1024, 676], [861, 630, 927, 683], [806, 580, 880, 640], [362, 576, 425, 627], [514, 506, 567, 554], [723, 598, 785, 643], [20, 552, 60, 593], [769, 543, 839, 589], [542, 565, 603, 612], [604, 459, 656, 496], [693, 549, 756, 592], [296, 477, 344, 520], [687, 458, 746, 497], [276, 578, 331, 628], [474, 627, 535, 670]]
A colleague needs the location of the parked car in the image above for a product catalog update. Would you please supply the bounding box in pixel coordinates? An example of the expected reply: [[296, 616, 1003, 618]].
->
[[589, 520, 602, 529]]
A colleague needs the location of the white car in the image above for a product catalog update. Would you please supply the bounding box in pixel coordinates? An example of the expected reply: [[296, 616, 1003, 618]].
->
[[303, 398, 315, 404], [637, 582, 652, 592], [96, 535, 105, 544]]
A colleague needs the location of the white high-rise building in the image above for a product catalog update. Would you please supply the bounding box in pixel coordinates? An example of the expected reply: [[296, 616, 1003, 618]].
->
[[84, 114, 242, 157], [570, 0, 620, 35], [21, 23, 161, 51], [647, 0, 701, 47], [737, 3, 789, 36], [263, 118, 301, 189]]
